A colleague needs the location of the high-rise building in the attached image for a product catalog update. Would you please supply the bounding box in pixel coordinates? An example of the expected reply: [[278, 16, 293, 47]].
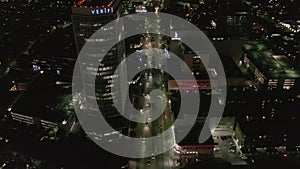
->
[[71, 0, 128, 134], [71, 0, 124, 53]]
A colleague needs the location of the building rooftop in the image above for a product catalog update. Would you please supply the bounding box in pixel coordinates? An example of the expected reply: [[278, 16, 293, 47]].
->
[[243, 41, 300, 79], [11, 73, 73, 123], [73, 0, 116, 8], [175, 118, 215, 146]]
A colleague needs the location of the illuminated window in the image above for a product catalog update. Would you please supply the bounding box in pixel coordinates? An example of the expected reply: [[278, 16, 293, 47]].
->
[[283, 79, 295, 90], [268, 79, 278, 89]]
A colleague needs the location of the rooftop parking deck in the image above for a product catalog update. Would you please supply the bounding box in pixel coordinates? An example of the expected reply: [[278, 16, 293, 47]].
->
[[243, 41, 300, 79]]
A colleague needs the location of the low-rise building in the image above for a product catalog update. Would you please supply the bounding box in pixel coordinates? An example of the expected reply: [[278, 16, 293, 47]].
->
[[174, 117, 215, 162], [8, 73, 75, 131]]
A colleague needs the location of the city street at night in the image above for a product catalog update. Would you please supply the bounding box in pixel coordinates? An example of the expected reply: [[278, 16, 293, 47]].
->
[[1, 0, 300, 168]]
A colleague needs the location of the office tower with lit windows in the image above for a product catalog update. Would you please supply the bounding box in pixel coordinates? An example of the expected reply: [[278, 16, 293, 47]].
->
[[71, 0, 125, 53], [71, 0, 128, 134]]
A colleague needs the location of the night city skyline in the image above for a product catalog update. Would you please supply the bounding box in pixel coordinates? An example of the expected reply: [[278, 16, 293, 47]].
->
[[1, 0, 300, 168]]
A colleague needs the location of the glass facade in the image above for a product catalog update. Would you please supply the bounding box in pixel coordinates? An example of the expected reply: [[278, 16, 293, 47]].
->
[[71, 0, 127, 132]]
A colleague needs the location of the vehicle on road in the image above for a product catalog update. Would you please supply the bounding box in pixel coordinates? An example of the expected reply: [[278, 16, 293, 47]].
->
[[241, 155, 248, 160], [214, 146, 220, 152], [147, 160, 151, 166], [0, 136, 10, 143], [151, 154, 155, 160], [121, 163, 129, 169], [229, 148, 236, 153], [159, 125, 163, 132]]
